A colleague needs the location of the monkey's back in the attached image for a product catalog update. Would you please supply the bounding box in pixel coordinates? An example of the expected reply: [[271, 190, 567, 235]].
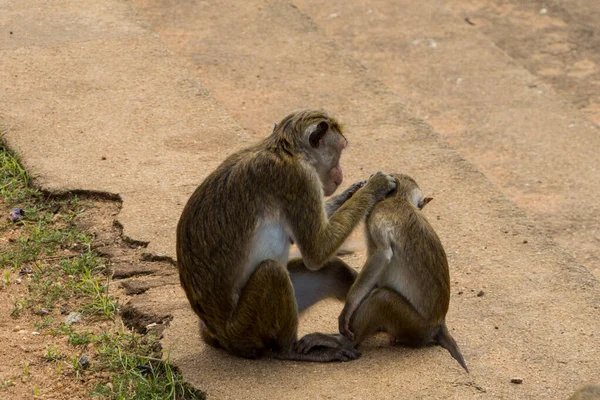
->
[[176, 144, 293, 327], [367, 198, 451, 323]]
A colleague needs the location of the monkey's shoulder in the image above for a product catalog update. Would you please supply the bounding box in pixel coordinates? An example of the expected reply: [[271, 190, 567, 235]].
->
[[368, 198, 413, 226], [366, 200, 410, 241]]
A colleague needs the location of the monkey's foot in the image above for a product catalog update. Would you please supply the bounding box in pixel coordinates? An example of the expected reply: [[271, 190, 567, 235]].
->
[[295, 333, 359, 356]]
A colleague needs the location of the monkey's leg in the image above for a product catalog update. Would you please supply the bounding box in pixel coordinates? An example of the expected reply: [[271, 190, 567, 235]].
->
[[224, 260, 358, 362], [287, 258, 360, 358], [224, 259, 298, 359], [350, 287, 430, 347], [288, 257, 357, 313]]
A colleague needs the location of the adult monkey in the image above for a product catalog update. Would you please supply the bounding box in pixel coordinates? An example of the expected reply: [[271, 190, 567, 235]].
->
[[177, 109, 396, 362]]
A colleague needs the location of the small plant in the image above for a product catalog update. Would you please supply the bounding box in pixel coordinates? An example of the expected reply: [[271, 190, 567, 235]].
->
[[33, 384, 40, 396], [68, 330, 93, 346], [43, 345, 61, 362], [2, 269, 10, 285], [34, 315, 54, 330], [11, 298, 26, 318], [71, 355, 82, 379], [0, 380, 11, 389], [23, 363, 29, 376]]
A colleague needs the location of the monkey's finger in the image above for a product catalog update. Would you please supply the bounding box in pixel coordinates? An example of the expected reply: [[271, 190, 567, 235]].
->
[[294, 339, 310, 354], [295, 336, 321, 354], [340, 319, 355, 341], [345, 327, 355, 341], [351, 180, 367, 189]]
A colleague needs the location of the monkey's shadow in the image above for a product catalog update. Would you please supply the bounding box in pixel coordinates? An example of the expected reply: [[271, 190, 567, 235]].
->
[[165, 304, 451, 393]]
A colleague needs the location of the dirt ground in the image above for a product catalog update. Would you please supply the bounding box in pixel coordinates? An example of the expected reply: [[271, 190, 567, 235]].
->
[[1, 0, 599, 399]]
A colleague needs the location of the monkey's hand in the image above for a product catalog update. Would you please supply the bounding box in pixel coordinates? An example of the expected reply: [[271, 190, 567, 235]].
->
[[338, 305, 356, 341], [345, 179, 367, 196], [365, 172, 397, 201], [325, 180, 366, 218]]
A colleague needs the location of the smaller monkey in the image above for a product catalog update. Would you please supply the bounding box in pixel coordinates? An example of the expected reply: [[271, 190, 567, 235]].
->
[[569, 384, 600, 400], [336, 173, 468, 372]]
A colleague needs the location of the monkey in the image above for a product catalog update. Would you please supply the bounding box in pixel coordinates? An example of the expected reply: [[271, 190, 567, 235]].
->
[[569, 384, 600, 400], [176, 109, 397, 362], [310, 173, 468, 371]]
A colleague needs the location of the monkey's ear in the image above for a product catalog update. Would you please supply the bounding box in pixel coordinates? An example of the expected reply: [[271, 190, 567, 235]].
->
[[418, 197, 433, 210], [273, 122, 278, 132], [309, 121, 329, 148]]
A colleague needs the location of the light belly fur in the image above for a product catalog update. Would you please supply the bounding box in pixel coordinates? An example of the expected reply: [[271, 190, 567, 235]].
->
[[239, 217, 291, 290]]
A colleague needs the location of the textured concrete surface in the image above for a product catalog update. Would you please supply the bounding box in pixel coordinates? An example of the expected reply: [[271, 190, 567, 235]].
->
[[133, 0, 600, 277], [1, 0, 599, 399], [0, 0, 248, 257]]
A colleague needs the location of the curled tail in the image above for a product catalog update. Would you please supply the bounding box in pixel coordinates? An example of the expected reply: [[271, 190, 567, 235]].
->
[[434, 325, 469, 373]]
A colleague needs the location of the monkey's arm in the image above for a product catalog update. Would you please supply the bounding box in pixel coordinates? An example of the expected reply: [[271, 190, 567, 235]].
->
[[325, 180, 366, 218], [339, 249, 390, 340], [286, 172, 394, 270]]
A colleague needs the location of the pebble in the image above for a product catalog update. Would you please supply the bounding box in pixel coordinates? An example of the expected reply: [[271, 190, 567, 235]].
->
[[477, 290, 485, 297], [79, 355, 91, 370], [65, 311, 83, 325], [17, 330, 27, 335], [13, 325, 22, 332], [8, 207, 25, 222], [511, 377, 523, 384]]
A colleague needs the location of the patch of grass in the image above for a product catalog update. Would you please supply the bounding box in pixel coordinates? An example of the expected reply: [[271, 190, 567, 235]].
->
[[90, 330, 204, 400], [1, 144, 203, 399], [1, 146, 117, 317], [0, 146, 36, 202]]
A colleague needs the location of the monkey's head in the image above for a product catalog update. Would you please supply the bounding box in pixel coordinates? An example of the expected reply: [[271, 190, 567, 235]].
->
[[274, 110, 348, 196], [389, 173, 433, 210]]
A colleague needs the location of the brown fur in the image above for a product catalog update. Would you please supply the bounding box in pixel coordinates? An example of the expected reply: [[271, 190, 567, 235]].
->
[[176, 109, 396, 362], [338, 174, 468, 372]]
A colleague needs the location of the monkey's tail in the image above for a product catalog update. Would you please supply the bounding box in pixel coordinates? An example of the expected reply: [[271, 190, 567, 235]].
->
[[434, 325, 469, 373]]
